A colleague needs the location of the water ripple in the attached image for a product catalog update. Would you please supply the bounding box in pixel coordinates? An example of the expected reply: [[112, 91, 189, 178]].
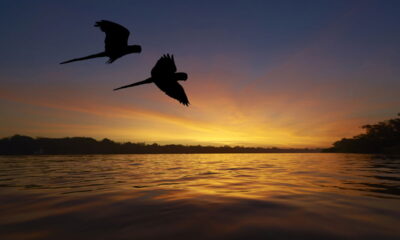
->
[[0, 154, 399, 239]]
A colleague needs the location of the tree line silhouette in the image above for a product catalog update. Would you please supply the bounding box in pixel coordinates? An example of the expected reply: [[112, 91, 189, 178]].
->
[[325, 113, 400, 154], [0, 135, 319, 155]]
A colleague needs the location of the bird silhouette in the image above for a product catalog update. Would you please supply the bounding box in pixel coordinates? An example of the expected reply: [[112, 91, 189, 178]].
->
[[60, 20, 141, 64], [114, 54, 189, 106]]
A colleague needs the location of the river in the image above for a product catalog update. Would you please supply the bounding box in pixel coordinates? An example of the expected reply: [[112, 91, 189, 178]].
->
[[0, 153, 399, 239]]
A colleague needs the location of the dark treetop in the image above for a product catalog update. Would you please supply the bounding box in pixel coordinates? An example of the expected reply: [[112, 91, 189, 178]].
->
[[0, 135, 319, 155], [325, 113, 400, 154]]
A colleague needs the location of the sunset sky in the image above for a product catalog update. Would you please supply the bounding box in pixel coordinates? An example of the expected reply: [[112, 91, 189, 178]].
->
[[0, 0, 399, 148]]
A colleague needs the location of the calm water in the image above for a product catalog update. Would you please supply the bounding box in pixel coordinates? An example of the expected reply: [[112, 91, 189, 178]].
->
[[0, 153, 399, 240]]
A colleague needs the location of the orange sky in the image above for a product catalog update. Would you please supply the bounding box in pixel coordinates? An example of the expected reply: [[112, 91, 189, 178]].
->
[[1, 1, 399, 148]]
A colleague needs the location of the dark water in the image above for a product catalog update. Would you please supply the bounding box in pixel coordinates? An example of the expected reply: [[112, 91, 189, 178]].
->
[[0, 153, 399, 240]]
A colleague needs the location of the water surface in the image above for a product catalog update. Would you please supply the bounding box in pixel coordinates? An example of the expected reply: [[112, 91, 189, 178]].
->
[[0, 153, 399, 239]]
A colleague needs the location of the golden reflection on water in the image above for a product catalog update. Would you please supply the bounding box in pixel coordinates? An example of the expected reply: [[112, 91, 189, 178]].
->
[[0, 153, 399, 240], [1, 153, 398, 198]]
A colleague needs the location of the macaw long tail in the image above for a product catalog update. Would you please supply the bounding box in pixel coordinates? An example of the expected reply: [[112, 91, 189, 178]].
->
[[60, 52, 107, 64], [113, 78, 153, 91]]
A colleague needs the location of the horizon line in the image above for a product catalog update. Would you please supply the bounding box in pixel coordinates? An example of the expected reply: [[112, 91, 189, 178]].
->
[[1, 134, 326, 150]]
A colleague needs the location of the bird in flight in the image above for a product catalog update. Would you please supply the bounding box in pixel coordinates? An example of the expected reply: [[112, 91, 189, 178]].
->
[[114, 54, 190, 106], [60, 20, 141, 64]]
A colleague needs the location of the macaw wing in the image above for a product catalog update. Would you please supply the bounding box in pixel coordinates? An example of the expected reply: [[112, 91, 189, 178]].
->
[[151, 54, 177, 78], [95, 20, 130, 51], [155, 81, 189, 106]]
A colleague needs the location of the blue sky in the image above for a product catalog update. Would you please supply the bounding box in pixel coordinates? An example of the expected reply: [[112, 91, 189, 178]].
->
[[0, 0, 399, 147]]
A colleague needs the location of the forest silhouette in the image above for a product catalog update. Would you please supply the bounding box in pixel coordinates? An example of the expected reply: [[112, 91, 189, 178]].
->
[[2, 114, 399, 155], [325, 113, 400, 154], [0, 135, 318, 155]]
